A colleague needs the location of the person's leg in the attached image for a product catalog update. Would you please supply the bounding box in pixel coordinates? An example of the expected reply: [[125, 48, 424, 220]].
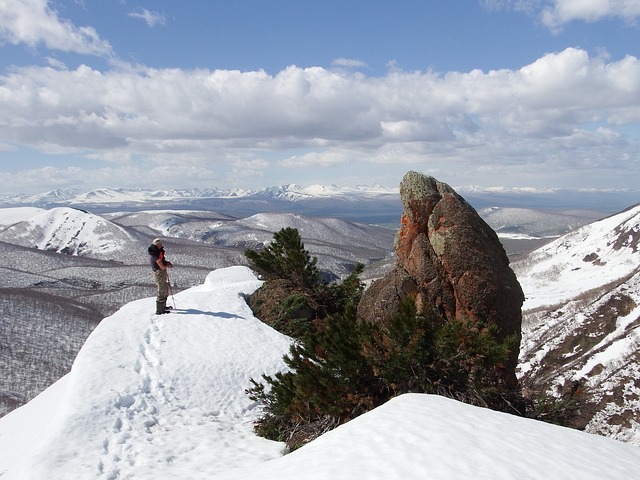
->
[[154, 270, 169, 314]]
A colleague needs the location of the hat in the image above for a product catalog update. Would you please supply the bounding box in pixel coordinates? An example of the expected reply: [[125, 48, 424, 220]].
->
[[153, 238, 163, 245]]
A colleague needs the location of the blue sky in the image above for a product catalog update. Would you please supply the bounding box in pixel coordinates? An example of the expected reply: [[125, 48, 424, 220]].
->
[[1, 0, 640, 195]]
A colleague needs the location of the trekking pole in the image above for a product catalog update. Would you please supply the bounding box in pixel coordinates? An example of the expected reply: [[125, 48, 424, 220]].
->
[[166, 269, 177, 310]]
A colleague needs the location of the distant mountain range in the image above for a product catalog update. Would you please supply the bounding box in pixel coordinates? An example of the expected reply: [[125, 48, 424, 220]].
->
[[0, 184, 397, 207], [1, 184, 632, 255], [1, 183, 637, 216], [0, 185, 402, 224]]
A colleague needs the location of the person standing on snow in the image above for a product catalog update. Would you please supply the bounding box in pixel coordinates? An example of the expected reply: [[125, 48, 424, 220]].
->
[[148, 238, 173, 314]]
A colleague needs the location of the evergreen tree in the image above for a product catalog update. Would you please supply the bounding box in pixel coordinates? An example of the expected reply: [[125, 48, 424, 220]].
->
[[245, 227, 320, 289], [245, 228, 365, 338], [248, 298, 519, 449]]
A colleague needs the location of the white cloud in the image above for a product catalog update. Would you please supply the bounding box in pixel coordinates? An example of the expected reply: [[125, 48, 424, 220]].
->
[[542, 0, 640, 29], [0, 47, 639, 192], [482, 0, 640, 29], [279, 150, 353, 168], [331, 58, 368, 69], [0, 163, 227, 193], [0, 0, 113, 56], [128, 7, 166, 28]]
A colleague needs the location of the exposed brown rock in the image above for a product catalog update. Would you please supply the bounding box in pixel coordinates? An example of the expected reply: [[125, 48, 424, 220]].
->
[[247, 278, 318, 337], [358, 171, 524, 388]]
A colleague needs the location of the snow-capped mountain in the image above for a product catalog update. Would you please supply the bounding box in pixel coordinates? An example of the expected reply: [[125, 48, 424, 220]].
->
[[1, 267, 639, 479], [478, 206, 604, 240], [249, 183, 398, 201], [514, 204, 640, 444], [2, 183, 635, 214], [0, 207, 137, 259], [0, 207, 394, 276], [0, 184, 398, 207]]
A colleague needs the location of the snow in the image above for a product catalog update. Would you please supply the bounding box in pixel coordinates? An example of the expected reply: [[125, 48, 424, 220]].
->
[[512, 204, 640, 444], [0, 206, 45, 226], [575, 303, 640, 380], [0, 207, 134, 256], [62, 184, 397, 204], [513, 204, 640, 311], [2, 266, 640, 479]]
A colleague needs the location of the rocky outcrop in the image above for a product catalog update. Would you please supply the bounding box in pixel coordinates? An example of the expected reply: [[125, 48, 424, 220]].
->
[[358, 171, 524, 388]]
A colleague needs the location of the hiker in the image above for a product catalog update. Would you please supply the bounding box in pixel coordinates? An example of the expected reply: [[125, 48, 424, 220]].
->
[[148, 238, 173, 314]]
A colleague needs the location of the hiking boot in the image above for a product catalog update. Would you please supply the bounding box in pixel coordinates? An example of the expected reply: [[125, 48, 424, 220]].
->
[[156, 300, 168, 315]]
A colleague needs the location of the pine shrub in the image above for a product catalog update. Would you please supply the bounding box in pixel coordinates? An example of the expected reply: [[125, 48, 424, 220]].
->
[[244, 227, 320, 289], [248, 298, 520, 449], [246, 228, 522, 450], [526, 380, 588, 428], [245, 228, 365, 338]]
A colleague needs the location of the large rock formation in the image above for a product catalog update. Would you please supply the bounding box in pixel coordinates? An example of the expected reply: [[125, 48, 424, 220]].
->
[[358, 171, 524, 388]]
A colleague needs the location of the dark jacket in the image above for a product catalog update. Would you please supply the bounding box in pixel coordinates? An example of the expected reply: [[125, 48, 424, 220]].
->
[[148, 244, 169, 272]]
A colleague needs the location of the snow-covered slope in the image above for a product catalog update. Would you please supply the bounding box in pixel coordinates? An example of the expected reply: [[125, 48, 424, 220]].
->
[[0, 207, 136, 259], [0, 207, 46, 227], [210, 212, 392, 250], [217, 394, 640, 480], [0, 267, 292, 480], [479, 206, 603, 240], [514, 205, 639, 311], [514, 204, 640, 444], [2, 266, 640, 479]]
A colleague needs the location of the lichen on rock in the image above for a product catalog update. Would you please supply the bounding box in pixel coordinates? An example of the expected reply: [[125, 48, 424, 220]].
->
[[358, 171, 525, 389]]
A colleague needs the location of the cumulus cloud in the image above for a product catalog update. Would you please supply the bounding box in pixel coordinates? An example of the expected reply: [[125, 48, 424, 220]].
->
[[0, 0, 113, 56], [0, 163, 228, 193], [0, 47, 639, 192], [542, 0, 640, 29], [483, 0, 640, 29], [128, 7, 167, 27], [1, 0, 639, 194]]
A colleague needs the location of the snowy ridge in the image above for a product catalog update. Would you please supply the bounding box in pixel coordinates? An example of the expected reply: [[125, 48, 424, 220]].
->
[[0, 207, 46, 226], [479, 206, 603, 240], [0, 267, 292, 480], [1, 266, 640, 479], [515, 204, 640, 444], [0, 207, 135, 258], [514, 204, 640, 311]]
